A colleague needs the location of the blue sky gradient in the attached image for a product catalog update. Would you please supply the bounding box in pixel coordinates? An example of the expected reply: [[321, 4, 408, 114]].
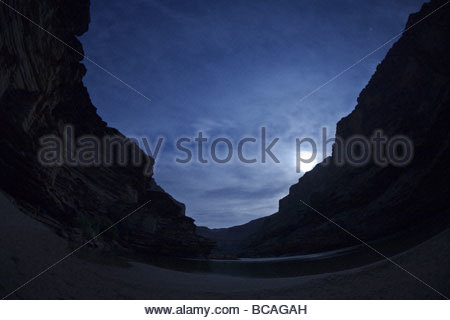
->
[[80, 0, 424, 228]]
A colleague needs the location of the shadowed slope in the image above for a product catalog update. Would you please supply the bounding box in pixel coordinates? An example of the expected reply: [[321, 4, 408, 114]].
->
[[199, 0, 450, 257], [0, 0, 212, 257]]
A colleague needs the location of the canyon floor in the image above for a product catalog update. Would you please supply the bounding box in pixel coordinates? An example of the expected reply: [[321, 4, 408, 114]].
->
[[0, 192, 449, 299]]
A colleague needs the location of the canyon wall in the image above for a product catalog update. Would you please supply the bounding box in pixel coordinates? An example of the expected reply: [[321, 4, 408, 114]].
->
[[0, 0, 212, 257], [200, 0, 450, 257]]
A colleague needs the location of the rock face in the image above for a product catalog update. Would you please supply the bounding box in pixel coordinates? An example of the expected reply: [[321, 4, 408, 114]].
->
[[0, 0, 212, 257], [199, 0, 450, 257]]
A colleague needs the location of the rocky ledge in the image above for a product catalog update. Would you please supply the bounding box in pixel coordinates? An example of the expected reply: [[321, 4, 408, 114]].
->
[[0, 0, 212, 257]]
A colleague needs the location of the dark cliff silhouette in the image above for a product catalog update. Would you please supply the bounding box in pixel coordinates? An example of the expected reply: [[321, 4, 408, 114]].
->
[[0, 0, 212, 257], [199, 0, 450, 257]]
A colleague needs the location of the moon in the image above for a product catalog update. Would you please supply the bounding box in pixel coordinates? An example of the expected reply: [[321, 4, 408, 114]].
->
[[297, 151, 318, 173]]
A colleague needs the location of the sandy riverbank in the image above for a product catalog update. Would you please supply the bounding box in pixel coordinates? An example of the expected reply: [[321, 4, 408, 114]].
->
[[1, 192, 449, 299]]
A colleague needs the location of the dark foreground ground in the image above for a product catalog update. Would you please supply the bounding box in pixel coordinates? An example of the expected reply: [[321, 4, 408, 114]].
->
[[0, 192, 449, 299]]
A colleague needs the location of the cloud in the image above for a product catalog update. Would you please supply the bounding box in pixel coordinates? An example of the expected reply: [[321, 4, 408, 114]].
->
[[81, 0, 424, 228]]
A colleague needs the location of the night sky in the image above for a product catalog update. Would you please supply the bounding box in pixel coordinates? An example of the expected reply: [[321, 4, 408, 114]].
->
[[80, 0, 424, 228]]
